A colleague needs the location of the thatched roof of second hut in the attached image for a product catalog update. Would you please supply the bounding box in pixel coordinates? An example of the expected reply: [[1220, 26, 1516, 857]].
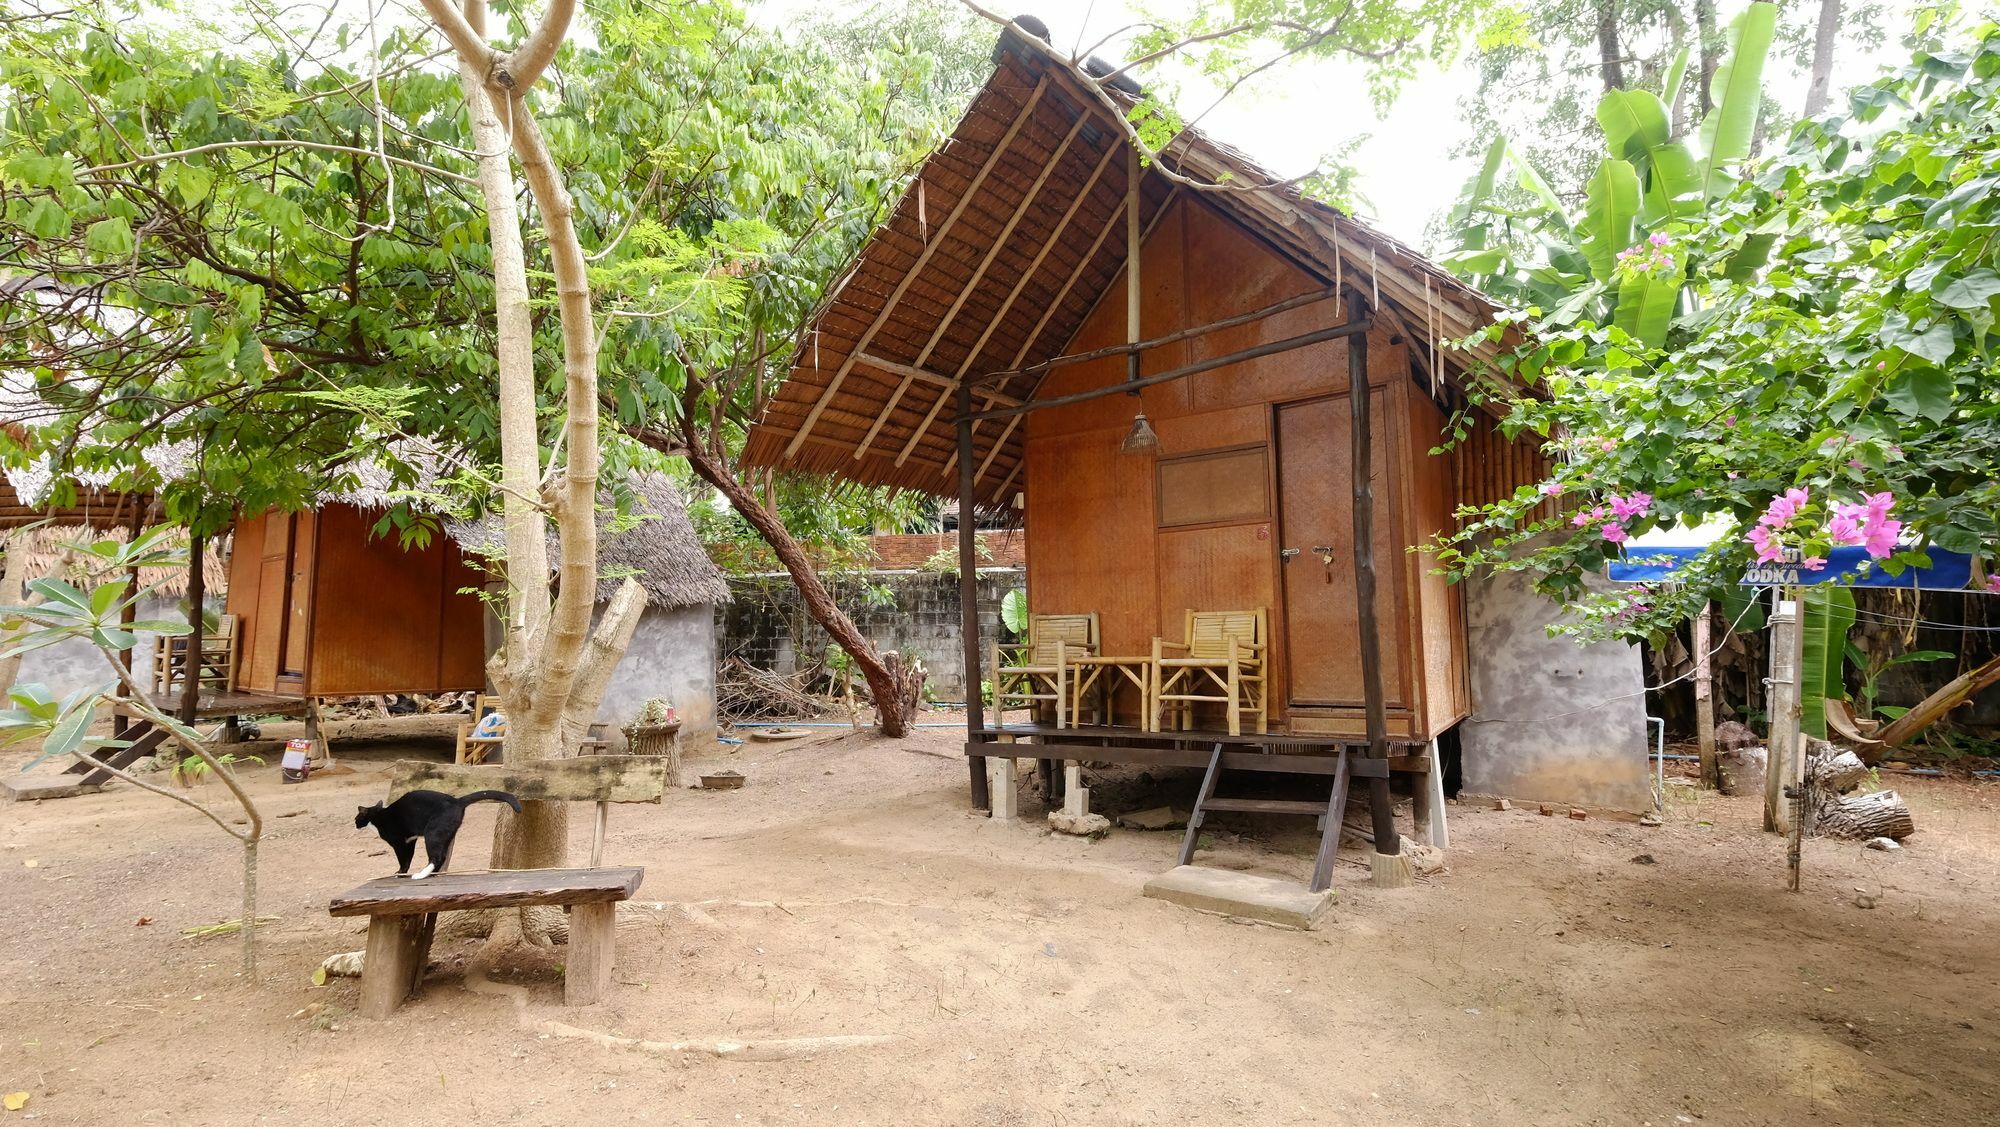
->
[[453, 473, 729, 610]]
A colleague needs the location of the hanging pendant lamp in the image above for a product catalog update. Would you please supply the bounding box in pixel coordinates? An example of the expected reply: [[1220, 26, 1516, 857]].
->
[[1120, 408, 1161, 455]]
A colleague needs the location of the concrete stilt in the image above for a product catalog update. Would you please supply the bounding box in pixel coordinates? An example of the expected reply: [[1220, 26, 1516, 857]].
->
[[986, 756, 1019, 821]]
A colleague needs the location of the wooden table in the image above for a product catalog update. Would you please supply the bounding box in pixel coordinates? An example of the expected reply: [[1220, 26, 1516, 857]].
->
[[329, 866, 644, 1017], [1067, 655, 1154, 729]]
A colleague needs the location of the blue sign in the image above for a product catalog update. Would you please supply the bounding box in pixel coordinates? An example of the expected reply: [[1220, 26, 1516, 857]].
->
[[1609, 545, 1977, 590]]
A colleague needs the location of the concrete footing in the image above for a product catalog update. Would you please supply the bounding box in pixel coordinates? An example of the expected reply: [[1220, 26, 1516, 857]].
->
[[0, 774, 102, 802], [1142, 865, 1331, 929]]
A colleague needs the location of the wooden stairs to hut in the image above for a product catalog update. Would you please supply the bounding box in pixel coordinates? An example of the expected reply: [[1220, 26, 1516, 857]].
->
[[1177, 742, 1360, 894], [67, 723, 172, 786]]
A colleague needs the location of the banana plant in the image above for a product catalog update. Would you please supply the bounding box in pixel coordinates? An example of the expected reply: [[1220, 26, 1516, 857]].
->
[[1799, 585, 1856, 739], [1443, 1, 1778, 349]]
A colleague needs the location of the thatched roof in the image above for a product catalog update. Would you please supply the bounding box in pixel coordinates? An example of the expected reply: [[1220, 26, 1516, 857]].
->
[[741, 21, 1517, 504], [3, 521, 228, 598], [451, 473, 729, 610]]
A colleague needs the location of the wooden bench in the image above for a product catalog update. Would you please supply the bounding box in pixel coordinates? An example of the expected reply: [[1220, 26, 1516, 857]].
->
[[328, 755, 666, 1018]]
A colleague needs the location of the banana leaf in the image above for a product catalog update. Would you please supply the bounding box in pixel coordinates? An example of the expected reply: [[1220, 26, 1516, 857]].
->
[[1613, 266, 1681, 348], [1801, 585, 1856, 739], [1580, 157, 1640, 282], [1697, 1, 1779, 202]]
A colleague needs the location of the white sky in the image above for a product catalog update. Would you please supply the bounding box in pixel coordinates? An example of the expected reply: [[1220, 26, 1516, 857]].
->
[[759, 0, 1928, 248]]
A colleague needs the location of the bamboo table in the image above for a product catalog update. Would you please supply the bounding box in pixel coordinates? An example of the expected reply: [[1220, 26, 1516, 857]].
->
[[1067, 655, 1155, 730]]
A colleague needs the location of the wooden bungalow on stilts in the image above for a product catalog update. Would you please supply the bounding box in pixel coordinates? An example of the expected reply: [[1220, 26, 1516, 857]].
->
[[744, 22, 1601, 890]]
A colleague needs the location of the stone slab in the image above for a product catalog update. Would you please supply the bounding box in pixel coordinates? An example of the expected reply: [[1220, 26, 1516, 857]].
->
[[0, 774, 104, 802], [1142, 865, 1331, 929]]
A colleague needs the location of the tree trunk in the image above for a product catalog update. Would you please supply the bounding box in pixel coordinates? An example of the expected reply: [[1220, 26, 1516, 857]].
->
[[425, 0, 644, 948], [1803, 0, 1842, 117], [1802, 739, 1913, 840], [1867, 652, 2000, 756], [1595, 0, 1626, 92], [1694, 0, 1719, 116], [660, 423, 923, 737], [0, 526, 38, 698]]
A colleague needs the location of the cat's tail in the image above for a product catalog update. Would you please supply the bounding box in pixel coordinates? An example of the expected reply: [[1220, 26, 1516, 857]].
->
[[457, 789, 523, 813]]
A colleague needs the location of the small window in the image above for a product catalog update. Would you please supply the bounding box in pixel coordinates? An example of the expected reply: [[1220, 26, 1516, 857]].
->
[[1156, 445, 1269, 528]]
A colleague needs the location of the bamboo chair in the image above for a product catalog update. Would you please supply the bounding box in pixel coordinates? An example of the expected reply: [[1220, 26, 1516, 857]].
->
[[455, 695, 506, 764], [990, 613, 1099, 729], [1150, 609, 1268, 736]]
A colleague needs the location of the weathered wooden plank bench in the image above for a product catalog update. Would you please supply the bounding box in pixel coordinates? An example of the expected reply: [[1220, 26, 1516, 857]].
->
[[328, 755, 665, 1018], [330, 866, 642, 1016]]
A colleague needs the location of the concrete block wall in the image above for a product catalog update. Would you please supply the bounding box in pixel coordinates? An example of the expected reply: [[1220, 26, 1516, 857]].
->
[[717, 568, 1023, 701], [1459, 566, 1653, 813]]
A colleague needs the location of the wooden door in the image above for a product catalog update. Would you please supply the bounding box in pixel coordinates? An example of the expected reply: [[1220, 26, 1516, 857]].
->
[[282, 512, 315, 682], [245, 515, 289, 691], [1275, 392, 1407, 709]]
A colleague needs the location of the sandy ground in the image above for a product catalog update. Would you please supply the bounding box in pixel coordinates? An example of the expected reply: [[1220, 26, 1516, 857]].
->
[[2, 717, 1997, 1126]]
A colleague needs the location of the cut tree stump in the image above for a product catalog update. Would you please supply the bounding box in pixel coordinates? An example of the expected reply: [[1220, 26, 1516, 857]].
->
[[1802, 739, 1914, 841]]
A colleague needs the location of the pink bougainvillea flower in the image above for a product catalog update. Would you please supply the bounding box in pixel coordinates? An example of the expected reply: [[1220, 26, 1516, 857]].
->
[[1986, 574, 2000, 593], [1648, 232, 1670, 247], [1862, 518, 1902, 559], [1746, 524, 1785, 564], [1826, 514, 1864, 546], [1601, 523, 1629, 544], [1599, 438, 1617, 452], [1847, 459, 1866, 471], [1541, 481, 1564, 497], [1863, 491, 1896, 523], [1609, 491, 1653, 521], [1802, 557, 1827, 571], [1760, 488, 1809, 529], [1723, 415, 1737, 428], [1726, 471, 1740, 480]]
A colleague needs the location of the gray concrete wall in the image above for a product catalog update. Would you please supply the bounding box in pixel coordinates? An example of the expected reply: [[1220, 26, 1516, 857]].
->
[[1460, 568, 1653, 813], [593, 604, 718, 744], [717, 568, 1021, 701], [14, 595, 185, 700]]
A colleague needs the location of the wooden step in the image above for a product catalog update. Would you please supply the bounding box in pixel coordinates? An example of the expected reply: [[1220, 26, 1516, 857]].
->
[[1200, 797, 1328, 816]]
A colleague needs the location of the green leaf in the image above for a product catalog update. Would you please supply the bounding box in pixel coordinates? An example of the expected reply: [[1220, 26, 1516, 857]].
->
[[1696, 2, 1778, 201], [24, 197, 70, 239], [85, 216, 134, 257], [1883, 366, 1954, 422], [1580, 158, 1640, 282], [1660, 45, 1691, 107], [999, 589, 1028, 635], [1800, 586, 1855, 739], [1879, 312, 1957, 366], [1933, 269, 2000, 311], [1613, 270, 1680, 349], [1597, 88, 1671, 166]]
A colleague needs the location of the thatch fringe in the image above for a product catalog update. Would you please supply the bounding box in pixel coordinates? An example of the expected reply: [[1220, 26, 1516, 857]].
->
[[1, 523, 229, 599]]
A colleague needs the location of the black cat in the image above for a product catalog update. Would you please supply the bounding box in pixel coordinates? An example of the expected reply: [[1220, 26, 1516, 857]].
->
[[354, 789, 522, 880]]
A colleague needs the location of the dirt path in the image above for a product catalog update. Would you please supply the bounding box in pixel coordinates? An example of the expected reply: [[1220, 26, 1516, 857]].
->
[[2, 725, 1996, 1125]]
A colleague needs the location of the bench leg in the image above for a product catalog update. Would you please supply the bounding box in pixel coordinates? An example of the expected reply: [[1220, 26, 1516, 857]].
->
[[360, 913, 434, 1019], [565, 902, 617, 1007]]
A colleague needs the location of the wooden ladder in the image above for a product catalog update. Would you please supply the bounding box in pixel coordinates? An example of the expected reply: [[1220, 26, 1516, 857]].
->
[[1177, 742, 1354, 893]]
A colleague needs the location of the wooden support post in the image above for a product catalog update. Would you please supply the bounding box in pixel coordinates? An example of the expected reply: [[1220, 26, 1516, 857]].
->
[[565, 901, 617, 1006], [1345, 291, 1410, 889], [1765, 592, 1803, 834], [958, 382, 989, 812], [590, 800, 609, 867], [179, 532, 206, 725], [1693, 601, 1718, 789], [359, 912, 434, 1019]]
